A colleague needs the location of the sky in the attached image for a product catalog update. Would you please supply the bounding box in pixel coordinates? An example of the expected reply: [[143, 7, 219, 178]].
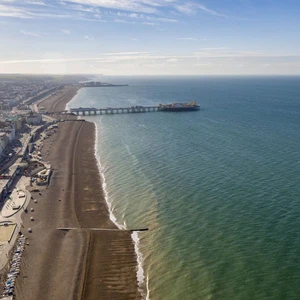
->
[[0, 0, 300, 75]]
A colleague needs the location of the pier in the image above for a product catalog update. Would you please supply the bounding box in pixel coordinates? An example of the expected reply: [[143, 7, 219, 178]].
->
[[69, 106, 160, 116]]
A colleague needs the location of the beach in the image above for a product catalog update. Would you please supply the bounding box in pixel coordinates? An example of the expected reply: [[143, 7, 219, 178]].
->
[[15, 86, 140, 299], [39, 85, 81, 113]]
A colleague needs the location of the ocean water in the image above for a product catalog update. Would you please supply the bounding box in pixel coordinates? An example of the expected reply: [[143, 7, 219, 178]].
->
[[69, 76, 300, 300]]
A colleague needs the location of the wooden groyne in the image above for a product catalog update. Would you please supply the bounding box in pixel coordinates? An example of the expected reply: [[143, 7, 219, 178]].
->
[[57, 227, 149, 232]]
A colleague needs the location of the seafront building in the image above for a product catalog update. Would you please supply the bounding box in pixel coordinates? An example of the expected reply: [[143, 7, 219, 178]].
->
[[6, 115, 26, 133], [0, 121, 16, 158], [0, 133, 9, 156], [25, 112, 42, 125]]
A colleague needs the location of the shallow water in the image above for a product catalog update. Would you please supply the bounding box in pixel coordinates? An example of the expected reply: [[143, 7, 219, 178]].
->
[[69, 76, 300, 300]]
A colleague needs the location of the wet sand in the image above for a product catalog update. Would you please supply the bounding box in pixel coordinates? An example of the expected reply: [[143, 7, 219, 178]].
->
[[15, 87, 140, 299]]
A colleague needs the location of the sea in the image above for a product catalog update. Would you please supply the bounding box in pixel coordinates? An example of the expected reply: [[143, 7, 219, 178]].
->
[[68, 76, 300, 300]]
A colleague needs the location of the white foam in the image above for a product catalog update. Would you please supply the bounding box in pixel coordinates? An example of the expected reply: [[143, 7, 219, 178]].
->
[[94, 122, 125, 230], [146, 274, 150, 300], [132, 231, 147, 298]]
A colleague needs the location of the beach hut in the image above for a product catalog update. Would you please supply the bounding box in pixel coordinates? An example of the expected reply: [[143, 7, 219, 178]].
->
[[30, 208, 34, 212], [28, 228, 32, 233], [30, 217, 34, 221]]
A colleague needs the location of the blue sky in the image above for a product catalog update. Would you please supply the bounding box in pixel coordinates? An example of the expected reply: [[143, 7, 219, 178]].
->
[[0, 0, 300, 75]]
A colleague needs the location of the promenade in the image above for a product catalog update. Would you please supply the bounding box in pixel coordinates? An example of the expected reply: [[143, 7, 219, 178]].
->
[[0, 115, 56, 297], [0, 176, 31, 270]]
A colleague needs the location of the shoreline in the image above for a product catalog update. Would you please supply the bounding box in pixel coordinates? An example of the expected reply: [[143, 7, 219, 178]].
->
[[66, 87, 145, 299], [93, 116, 147, 297], [66, 87, 147, 296], [14, 85, 141, 299], [93, 119, 124, 230]]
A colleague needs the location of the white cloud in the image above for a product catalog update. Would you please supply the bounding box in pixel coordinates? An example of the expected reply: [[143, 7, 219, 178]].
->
[[28, 12, 72, 18], [0, 2, 104, 20], [68, 3, 100, 12], [177, 37, 197, 41], [106, 52, 149, 55], [0, 0, 221, 24], [114, 18, 136, 24], [2, 52, 300, 75], [167, 58, 178, 62], [20, 29, 42, 37], [0, 3, 74, 19], [142, 21, 155, 25], [0, 4, 31, 18], [2, 52, 292, 65], [175, 2, 225, 17], [61, 29, 71, 34], [0, 52, 151, 64], [113, 11, 177, 23], [26, 1, 47, 6], [3, 51, 298, 70], [197, 47, 229, 50], [194, 50, 261, 58], [131, 38, 139, 41], [84, 35, 94, 40], [63, 0, 158, 14], [61, 0, 223, 18]]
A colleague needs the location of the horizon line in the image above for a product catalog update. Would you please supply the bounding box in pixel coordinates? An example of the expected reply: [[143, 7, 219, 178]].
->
[[1, 73, 300, 77]]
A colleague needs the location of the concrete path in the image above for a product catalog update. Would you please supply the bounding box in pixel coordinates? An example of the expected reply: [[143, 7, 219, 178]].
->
[[0, 177, 31, 270], [1, 188, 27, 218]]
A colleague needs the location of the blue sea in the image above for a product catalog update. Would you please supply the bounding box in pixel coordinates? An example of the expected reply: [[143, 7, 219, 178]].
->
[[68, 76, 300, 300]]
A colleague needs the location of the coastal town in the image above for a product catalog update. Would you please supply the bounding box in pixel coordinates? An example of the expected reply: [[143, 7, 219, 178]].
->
[[0, 75, 140, 300], [0, 75, 73, 298]]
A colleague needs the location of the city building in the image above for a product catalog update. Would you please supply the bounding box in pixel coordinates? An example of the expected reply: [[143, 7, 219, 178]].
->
[[26, 112, 42, 125], [0, 133, 9, 156]]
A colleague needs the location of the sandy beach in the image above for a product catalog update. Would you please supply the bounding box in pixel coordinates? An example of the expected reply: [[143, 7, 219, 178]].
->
[[39, 85, 81, 113], [15, 87, 140, 299]]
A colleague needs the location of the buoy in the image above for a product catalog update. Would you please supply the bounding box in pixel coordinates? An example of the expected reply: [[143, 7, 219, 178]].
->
[[34, 200, 37, 203], [30, 217, 34, 221], [28, 228, 32, 233], [30, 208, 34, 212]]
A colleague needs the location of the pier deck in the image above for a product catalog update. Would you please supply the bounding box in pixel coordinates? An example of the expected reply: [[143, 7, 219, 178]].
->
[[69, 106, 160, 116]]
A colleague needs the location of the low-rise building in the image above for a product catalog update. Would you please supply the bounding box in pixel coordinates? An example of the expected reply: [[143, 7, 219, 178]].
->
[[0, 132, 9, 156], [7, 116, 26, 133], [26, 112, 42, 125]]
